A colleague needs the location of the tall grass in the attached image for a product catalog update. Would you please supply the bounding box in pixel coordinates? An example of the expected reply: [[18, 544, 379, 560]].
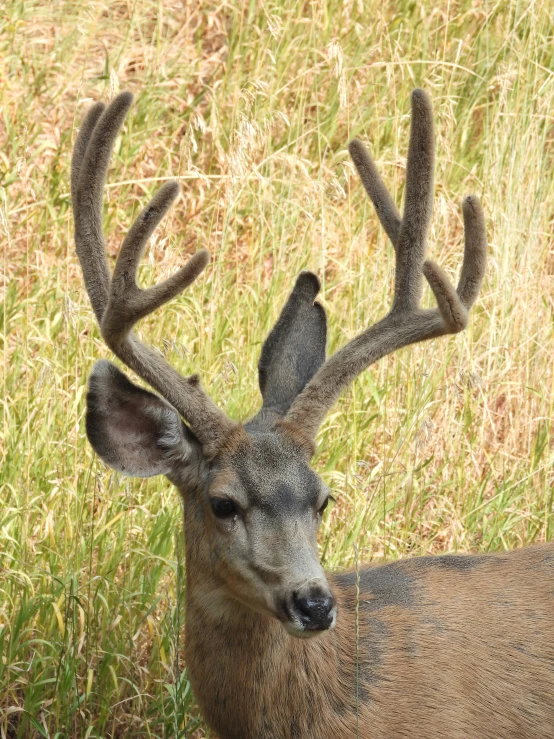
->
[[1, 0, 553, 735]]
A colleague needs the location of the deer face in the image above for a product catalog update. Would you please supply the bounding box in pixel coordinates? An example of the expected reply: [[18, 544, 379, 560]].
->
[[200, 430, 335, 636]]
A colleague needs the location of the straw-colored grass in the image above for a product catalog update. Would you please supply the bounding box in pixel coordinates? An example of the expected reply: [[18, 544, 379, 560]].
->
[[1, 0, 553, 736]]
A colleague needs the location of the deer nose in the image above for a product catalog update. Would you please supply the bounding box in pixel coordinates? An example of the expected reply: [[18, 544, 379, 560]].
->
[[291, 587, 336, 631]]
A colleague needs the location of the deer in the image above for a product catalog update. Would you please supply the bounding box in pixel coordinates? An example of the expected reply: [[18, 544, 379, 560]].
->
[[71, 88, 554, 738]]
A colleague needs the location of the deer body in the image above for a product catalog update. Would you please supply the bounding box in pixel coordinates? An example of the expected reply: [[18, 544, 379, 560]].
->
[[185, 533, 554, 738], [70, 89, 552, 737]]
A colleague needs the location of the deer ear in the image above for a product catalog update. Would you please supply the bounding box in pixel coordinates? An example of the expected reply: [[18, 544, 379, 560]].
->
[[85, 360, 196, 477], [252, 272, 327, 425]]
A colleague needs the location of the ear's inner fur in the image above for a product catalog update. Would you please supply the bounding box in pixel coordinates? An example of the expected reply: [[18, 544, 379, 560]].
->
[[86, 360, 196, 477], [249, 272, 327, 429]]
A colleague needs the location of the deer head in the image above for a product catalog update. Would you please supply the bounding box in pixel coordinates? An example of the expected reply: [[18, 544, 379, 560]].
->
[[72, 90, 486, 639]]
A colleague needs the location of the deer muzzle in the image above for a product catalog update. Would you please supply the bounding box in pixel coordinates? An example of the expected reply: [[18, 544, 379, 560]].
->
[[283, 578, 337, 637]]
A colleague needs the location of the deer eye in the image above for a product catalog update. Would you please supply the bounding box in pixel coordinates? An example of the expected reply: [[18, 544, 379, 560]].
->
[[318, 495, 335, 516], [210, 498, 238, 519]]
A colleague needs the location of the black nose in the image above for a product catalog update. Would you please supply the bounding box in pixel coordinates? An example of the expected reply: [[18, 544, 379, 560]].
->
[[292, 590, 335, 630]]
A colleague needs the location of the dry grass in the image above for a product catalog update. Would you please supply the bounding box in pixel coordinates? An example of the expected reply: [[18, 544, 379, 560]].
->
[[1, 0, 553, 736]]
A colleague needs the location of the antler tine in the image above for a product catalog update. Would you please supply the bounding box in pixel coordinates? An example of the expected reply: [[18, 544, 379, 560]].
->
[[71, 99, 111, 323], [457, 195, 487, 309], [71, 101, 105, 206], [106, 180, 210, 327], [282, 89, 486, 443], [75, 93, 134, 323], [394, 88, 435, 312], [72, 93, 238, 456], [348, 139, 401, 247], [421, 193, 486, 330]]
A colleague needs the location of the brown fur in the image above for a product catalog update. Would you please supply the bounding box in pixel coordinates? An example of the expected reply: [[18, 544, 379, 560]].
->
[[185, 540, 554, 738]]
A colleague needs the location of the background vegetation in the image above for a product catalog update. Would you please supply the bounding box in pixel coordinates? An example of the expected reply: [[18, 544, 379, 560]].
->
[[1, 0, 553, 735]]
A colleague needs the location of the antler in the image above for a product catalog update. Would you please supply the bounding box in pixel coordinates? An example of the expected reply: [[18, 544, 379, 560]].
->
[[283, 89, 487, 442], [71, 92, 237, 457]]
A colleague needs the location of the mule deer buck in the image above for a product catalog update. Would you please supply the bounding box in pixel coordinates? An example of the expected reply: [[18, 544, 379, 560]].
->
[[72, 89, 554, 738]]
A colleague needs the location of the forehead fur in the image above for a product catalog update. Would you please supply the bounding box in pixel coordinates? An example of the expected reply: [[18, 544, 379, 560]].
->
[[213, 429, 322, 511]]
